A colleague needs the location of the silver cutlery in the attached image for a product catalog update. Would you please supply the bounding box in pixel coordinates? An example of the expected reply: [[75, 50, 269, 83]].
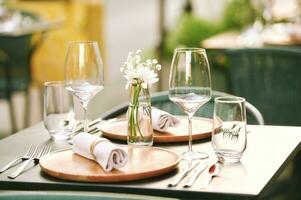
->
[[200, 162, 221, 189], [87, 118, 117, 134], [69, 118, 118, 145], [183, 161, 208, 188], [76, 118, 117, 135], [8, 145, 51, 179], [75, 118, 102, 133], [0, 145, 37, 173], [33, 145, 52, 165], [168, 162, 199, 187]]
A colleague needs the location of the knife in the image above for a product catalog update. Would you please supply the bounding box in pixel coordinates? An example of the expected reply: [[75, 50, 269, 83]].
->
[[167, 162, 199, 187], [183, 161, 208, 188]]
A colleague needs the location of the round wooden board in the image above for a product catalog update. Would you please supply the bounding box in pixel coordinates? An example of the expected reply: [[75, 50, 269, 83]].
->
[[100, 116, 212, 143], [40, 147, 180, 183]]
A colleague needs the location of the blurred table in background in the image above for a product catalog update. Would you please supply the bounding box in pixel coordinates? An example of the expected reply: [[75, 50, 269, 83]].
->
[[202, 31, 244, 49], [201, 23, 301, 92], [202, 25, 301, 50]]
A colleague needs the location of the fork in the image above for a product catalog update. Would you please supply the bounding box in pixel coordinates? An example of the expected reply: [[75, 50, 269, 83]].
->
[[8, 145, 51, 179], [33, 145, 52, 165], [0, 145, 37, 173]]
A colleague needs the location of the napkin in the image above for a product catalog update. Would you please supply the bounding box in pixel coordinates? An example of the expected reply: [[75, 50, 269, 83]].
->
[[151, 107, 180, 132], [73, 132, 127, 172]]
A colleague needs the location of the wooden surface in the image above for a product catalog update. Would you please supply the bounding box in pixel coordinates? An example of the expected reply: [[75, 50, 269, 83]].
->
[[100, 117, 212, 143], [40, 147, 180, 183], [0, 123, 300, 199]]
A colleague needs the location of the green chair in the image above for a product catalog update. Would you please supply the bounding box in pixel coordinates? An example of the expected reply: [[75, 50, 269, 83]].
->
[[0, 11, 42, 133], [226, 48, 301, 126], [0, 34, 33, 133], [101, 90, 264, 125], [0, 191, 175, 200]]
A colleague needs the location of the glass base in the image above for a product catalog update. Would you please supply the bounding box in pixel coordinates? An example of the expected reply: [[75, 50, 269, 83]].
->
[[181, 150, 209, 161], [50, 130, 72, 141], [127, 141, 153, 146], [215, 151, 242, 164]]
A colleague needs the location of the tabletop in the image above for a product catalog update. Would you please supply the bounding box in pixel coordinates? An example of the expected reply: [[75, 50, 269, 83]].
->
[[0, 123, 300, 199], [201, 31, 244, 49], [201, 30, 301, 50]]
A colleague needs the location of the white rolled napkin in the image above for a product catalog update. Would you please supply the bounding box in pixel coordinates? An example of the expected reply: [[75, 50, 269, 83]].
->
[[73, 132, 128, 172], [151, 107, 180, 132]]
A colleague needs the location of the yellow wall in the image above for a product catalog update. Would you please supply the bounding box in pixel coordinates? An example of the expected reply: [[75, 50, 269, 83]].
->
[[12, 0, 105, 86]]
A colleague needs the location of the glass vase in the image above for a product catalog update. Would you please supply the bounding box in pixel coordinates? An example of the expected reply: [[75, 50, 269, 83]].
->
[[127, 82, 153, 146]]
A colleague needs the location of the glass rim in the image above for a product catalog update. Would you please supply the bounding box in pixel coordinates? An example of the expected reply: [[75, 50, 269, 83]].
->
[[215, 96, 245, 103], [44, 81, 65, 87], [67, 40, 98, 45], [175, 47, 206, 52]]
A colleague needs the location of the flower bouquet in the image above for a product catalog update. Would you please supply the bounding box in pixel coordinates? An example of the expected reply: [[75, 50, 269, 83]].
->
[[121, 50, 161, 145]]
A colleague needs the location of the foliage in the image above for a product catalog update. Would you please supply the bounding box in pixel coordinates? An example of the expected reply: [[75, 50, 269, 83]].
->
[[162, 0, 257, 60], [222, 0, 257, 30], [162, 13, 222, 59]]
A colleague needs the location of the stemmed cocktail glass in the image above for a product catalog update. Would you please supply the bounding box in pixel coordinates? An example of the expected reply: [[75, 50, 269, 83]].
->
[[64, 41, 104, 132], [169, 48, 211, 160]]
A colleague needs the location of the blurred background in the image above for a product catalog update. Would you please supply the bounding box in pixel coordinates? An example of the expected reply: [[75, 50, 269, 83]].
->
[[1, 0, 301, 199], [0, 0, 300, 134]]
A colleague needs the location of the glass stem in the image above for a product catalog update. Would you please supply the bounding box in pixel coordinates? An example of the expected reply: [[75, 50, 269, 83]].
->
[[188, 113, 193, 153], [81, 101, 89, 132]]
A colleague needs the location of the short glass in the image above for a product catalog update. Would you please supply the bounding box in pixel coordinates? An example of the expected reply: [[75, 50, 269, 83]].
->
[[212, 96, 247, 164], [44, 81, 75, 140]]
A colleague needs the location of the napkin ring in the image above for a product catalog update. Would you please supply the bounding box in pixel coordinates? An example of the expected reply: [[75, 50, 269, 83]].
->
[[89, 138, 108, 160]]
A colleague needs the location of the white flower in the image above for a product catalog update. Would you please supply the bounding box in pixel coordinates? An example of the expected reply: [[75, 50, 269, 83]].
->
[[141, 82, 148, 89], [135, 56, 141, 64], [137, 67, 159, 85], [122, 50, 161, 89], [127, 63, 134, 70], [146, 59, 151, 65]]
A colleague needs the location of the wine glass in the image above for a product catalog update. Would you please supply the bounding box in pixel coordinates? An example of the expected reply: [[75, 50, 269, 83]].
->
[[64, 41, 104, 132], [169, 48, 211, 160]]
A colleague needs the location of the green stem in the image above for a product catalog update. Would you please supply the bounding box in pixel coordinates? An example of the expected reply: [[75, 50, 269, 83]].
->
[[129, 82, 146, 142], [135, 86, 143, 139]]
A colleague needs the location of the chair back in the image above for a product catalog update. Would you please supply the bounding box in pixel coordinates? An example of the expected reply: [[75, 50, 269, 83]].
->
[[102, 90, 264, 125], [0, 35, 32, 94], [226, 48, 301, 126]]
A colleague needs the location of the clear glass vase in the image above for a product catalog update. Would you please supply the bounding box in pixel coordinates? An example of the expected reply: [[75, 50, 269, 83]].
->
[[127, 82, 153, 146]]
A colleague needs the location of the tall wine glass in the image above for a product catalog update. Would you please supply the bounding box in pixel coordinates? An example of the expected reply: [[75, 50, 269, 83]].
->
[[64, 41, 104, 132], [169, 48, 211, 160]]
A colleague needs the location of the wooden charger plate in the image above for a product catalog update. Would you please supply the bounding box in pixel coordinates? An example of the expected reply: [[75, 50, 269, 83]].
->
[[40, 146, 180, 183], [100, 116, 212, 143]]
